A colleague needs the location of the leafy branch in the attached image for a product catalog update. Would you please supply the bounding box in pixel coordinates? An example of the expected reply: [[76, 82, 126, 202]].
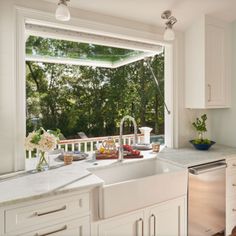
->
[[192, 114, 207, 133]]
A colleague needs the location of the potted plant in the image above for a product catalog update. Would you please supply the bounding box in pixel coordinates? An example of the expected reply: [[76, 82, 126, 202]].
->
[[190, 114, 215, 150]]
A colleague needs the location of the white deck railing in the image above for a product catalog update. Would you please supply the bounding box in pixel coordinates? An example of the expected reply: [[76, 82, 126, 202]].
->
[[26, 134, 144, 159]]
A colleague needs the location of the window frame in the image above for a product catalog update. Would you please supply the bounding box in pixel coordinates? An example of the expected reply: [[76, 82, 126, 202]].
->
[[15, 6, 175, 171]]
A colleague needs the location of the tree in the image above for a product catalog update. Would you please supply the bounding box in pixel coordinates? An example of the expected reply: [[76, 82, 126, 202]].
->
[[26, 36, 165, 138]]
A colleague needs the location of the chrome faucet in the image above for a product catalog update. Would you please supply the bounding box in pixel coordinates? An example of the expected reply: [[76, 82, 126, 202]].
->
[[118, 115, 138, 162]]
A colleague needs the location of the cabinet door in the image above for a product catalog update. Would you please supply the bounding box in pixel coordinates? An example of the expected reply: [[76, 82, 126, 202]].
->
[[98, 211, 144, 236], [22, 217, 90, 236], [205, 23, 227, 107], [149, 197, 186, 236]]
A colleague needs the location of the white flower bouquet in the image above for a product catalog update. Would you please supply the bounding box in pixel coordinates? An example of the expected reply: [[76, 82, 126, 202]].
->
[[25, 128, 60, 171]]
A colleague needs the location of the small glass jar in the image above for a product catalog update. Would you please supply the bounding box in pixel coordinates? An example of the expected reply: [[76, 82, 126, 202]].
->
[[64, 152, 73, 165], [152, 142, 160, 153]]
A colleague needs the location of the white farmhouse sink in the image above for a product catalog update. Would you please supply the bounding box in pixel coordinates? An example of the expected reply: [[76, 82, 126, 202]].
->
[[90, 159, 187, 219]]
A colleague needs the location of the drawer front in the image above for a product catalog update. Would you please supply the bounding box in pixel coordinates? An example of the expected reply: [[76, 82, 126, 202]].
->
[[226, 198, 236, 236], [227, 173, 236, 197], [227, 158, 236, 172], [5, 193, 89, 234], [22, 216, 90, 236]]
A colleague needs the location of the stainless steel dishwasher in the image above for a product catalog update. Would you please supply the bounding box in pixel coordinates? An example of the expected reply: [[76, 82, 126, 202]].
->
[[188, 160, 227, 236]]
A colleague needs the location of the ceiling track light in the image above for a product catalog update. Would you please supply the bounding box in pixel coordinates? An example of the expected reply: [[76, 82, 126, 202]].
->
[[55, 0, 70, 22], [161, 10, 177, 41]]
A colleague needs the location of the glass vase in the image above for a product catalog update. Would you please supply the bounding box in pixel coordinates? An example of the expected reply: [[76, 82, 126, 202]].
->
[[36, 151, 49, 171]]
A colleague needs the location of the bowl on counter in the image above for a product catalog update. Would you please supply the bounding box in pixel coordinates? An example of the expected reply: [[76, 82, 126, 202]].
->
[[190, 140, 216, 151]]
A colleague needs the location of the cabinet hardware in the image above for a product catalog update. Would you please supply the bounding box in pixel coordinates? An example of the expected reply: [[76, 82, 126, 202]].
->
[[207, 84, 211, 102], [35, 225, 67, 236], [34, 205, 66, 216], [150, 214, 156, 236], [232, 209, 236, 212], [136, 218, 144, 236], [232, 184, 236, 187]]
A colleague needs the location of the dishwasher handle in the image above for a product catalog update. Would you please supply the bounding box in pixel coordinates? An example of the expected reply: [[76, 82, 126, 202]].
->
[[189, 161, 227, 175]]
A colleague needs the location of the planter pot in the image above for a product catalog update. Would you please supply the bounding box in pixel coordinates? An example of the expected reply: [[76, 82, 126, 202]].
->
[[190, 140, 216, 151]]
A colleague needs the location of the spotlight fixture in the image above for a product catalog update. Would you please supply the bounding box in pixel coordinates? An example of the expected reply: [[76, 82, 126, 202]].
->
[[55, 0, 70, 21], [161, 10, 177, 41]]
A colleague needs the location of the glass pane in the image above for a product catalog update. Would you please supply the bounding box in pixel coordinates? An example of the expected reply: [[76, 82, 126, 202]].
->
[[26, 36, 145, 63]]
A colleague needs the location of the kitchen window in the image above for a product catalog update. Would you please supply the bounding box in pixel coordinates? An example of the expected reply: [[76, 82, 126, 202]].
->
[[25, 25, 166, 158], [13, 9, 174, 172]]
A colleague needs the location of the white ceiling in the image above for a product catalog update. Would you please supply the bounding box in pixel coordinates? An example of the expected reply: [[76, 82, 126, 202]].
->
[[45, 0, 236, 30]]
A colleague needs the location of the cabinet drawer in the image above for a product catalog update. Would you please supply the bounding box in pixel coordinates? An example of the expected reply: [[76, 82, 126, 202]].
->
[[226, 158, 236, 172], [227, 173, 236, 197], [5, 193, 89, 234], [226, 198, 236, 235], [22, 216, 90, 236]]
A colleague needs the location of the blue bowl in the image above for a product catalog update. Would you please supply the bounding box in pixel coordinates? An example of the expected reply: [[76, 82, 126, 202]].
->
[[190, 140, 216, 151]]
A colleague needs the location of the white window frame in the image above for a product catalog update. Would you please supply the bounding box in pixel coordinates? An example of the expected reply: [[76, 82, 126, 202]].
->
[[25, 23, 163, 68], [15, 6, 175, 171]]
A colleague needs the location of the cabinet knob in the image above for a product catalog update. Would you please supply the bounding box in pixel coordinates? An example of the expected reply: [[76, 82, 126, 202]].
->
[[232, 209, 236, 212], [232, 184, 236, 187]]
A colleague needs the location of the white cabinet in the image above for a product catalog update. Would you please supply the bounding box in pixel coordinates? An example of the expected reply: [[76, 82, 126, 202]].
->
[[226, 156, 236, 236], [5, 192, 89, 234], [185, 15, 231, 109], [97, 211, 144, 236], [0, 191, 91, 236], [95, 196, 187, 236], [149, 197, 186, 236], [22, 216, 90, 236]]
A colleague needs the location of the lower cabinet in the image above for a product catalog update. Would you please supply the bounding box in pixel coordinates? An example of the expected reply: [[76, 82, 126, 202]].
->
[[22, 216, 90, 236], [148, 197, 186, 236], [97, 211, 144, 236], [0, 191, 91, 236], [95, 196, 187, 236], [226, 156, 236, 236]]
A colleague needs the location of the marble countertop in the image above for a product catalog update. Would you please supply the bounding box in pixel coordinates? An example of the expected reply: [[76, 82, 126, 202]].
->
[[0, 164, 103, 207], [156, 145, 236, 167], [0, 144, 236, 207], [0, 151, 158, 207]]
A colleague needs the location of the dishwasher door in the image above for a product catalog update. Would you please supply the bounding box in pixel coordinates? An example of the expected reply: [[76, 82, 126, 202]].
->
[[188, 161, 226, 236]]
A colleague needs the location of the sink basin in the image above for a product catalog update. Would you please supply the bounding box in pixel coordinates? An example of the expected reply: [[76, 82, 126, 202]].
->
[[90, 159, 187, 219]]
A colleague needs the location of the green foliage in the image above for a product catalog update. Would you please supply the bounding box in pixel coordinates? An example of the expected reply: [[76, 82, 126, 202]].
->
[[30, 129, 42, 144], [192, 114, 207, 132], [192, 114, 211, 144], [192, 139, 211, 145], [30, 127, 59, 144], [26, 36, 143, 63], [47, 129, 62, 138], [26, 36, 165, 138]]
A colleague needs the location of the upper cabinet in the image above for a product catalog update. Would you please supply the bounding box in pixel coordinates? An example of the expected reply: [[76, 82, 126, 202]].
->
[[185, 15, 231, 109]]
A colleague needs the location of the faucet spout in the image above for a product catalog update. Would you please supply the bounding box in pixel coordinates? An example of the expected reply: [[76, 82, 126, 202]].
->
[[118, 115, 138, 162]]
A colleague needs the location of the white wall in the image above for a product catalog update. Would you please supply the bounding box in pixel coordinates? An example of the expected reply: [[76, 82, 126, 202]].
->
[[209, 22, 236, 147], [0, 0, 17, 174], [172, 31, 213, 147], [0, 0, 196, 174]]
